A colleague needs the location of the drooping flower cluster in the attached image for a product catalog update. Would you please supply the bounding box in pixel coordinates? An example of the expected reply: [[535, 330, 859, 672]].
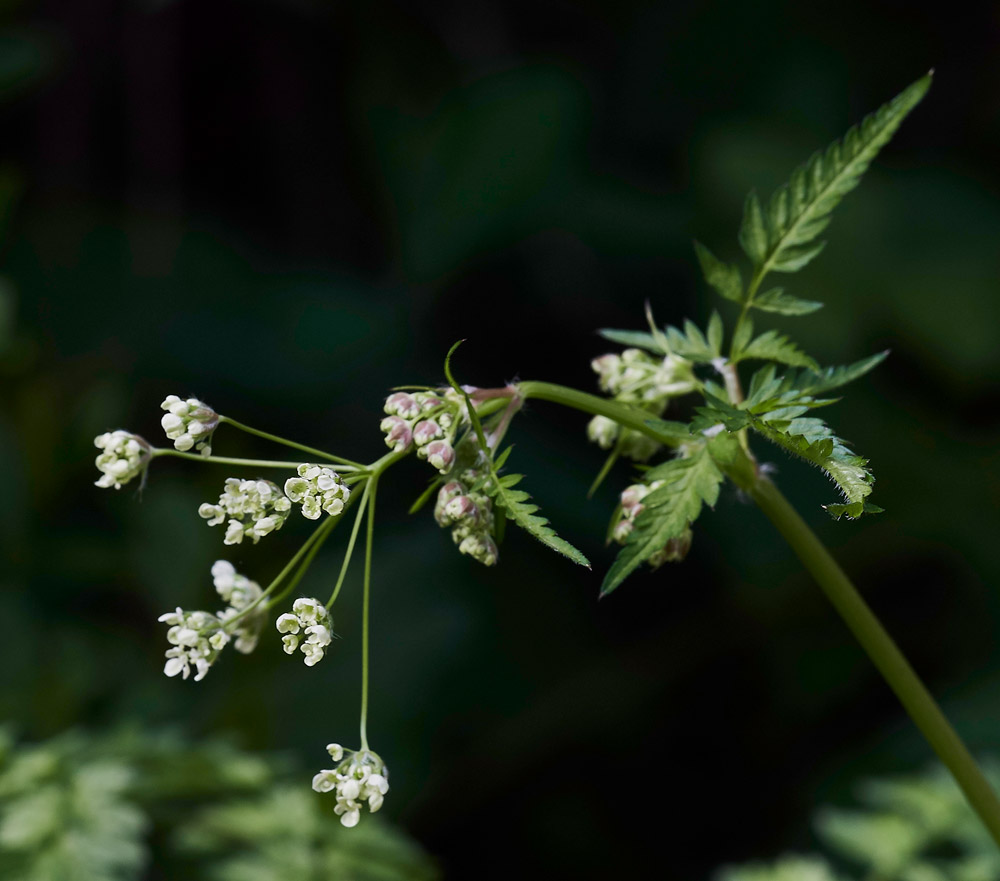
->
[[612, 480, 692, 567], [284, 464, 351, 520], [587, 349, 697, 460], [434, 471, 498, 566], [275, 597, 333, 666], [93, 430, 151, 489], [158, 561, 267, 681], [160, 395, 219, 456], [312, 743, 390, 828], [199, 478, 292, 545], [381, 389, 472, 473], [211, 560, 266, 653]]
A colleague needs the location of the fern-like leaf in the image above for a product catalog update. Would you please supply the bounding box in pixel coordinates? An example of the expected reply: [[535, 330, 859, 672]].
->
[[741, 73, 931, 280], [752, 287, 823, 316], [600, 445, 723, 596], [781, 350, 889, 396], [750, 413, 877, 518], [596, 328, 665, 354], [736, 328, 818, 370], [485, 470, 591, 568], [694, 240, 743, 303]]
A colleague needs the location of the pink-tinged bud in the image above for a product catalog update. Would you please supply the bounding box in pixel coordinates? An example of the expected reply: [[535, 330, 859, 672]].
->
[[413, 419, 442, 446], [619, 484, 648, 513], [417, 393, 444, 412], [425, 440, 455, 473], [380, 415, 413, 450], [612, 518, 633, 544], [384, 392, 419, 418], [434, 481, 466, 526], [443, 495, 479, 524]]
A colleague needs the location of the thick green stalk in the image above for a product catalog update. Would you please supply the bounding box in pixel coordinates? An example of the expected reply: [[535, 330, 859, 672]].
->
[[516, 378, 1000, 846], [750, 477, 1000, 846]]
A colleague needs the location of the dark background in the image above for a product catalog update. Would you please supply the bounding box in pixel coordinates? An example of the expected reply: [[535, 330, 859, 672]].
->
[[2, 0, 1000, 877]]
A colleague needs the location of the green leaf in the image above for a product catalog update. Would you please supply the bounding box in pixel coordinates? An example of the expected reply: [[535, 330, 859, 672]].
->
[[737, 329, 818, 370], [738, 190, 768, 264], [642, 417, 696, 444], [694, 240, 743, 303], [707, 310, 724, 358], [731, 316, 754, 357], [596, 328, 666, 354], [753, 73, 931, 277], [485, 472, 591, 567], [783, 350, 889, 396], [752, 287, 824, 316], [600, 446, 723, 596], [664, 320, 716, 363], [748, 412, 877, 518]]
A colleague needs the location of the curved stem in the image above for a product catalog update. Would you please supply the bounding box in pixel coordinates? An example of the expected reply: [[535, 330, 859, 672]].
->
[[359, 474, 378, 752], [152, 448, 302, 470], [220, 416, 365, 469], [516, 381, 682, 446], [751, 476, 1000, 847]]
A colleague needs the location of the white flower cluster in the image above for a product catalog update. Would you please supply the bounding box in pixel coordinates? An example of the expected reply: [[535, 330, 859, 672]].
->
[[381, 390, 464, 473], [211, 560, 266, 653], [587, 349, 697, 461], [434, 471, 498, 566], [93, 430, 151, 489], [160, 395, 219, 455], [613, 480, 692, 567], [158, 608, 226, 682], [312, 743, 390, 828], [284, 464, 350, 520], [199, 478, 292, 545], [275, 597, 333, 666], [158, 561, 266, 681]]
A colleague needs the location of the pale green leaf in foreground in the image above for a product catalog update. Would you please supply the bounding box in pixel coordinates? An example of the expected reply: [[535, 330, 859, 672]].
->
[[600, 445, 722, 596], [752, 287, 824, 316]]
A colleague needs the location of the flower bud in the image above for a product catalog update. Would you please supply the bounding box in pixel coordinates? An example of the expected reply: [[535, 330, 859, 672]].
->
[[425, 439, 455, 473], [412, 419, 443, 446]]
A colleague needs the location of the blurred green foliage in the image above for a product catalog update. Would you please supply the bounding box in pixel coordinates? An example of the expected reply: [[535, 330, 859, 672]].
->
[[719, 762, 1000, 881], [0, 728, 438, 881]]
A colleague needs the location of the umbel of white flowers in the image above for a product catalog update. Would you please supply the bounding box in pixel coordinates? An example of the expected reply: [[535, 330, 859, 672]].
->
[[284, 464, 350, 520], [199, 478, 292, 545], [312, 743, 390, 828], [158, 561, 266, 680], [93, 430, 151, 489], [275, 597, 333, 666], [587, 349, 697, 461], [160, 395, 219, 456]]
